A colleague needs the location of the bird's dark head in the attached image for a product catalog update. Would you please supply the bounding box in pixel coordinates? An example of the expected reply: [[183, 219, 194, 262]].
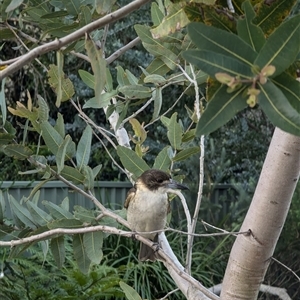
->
[[136, 169, 189, 192]]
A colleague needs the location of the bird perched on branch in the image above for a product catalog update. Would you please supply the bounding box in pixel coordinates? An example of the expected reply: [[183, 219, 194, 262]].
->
[[124, 169, 188, 261]]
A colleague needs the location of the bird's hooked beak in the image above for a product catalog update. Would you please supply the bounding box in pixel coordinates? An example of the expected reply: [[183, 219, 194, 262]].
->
[[166, 179, 189, 190]]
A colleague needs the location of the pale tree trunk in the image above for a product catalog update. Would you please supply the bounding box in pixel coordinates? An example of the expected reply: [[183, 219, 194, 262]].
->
[[221, 127, 300, 299]]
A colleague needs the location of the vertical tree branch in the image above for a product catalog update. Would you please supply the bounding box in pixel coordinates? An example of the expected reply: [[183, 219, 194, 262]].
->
[[221, 127, 300, 299]]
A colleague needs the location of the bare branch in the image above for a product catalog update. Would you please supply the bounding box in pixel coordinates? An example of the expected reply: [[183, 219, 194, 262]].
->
[[0, 0, 151, 80], [106, 37, 141, 64]]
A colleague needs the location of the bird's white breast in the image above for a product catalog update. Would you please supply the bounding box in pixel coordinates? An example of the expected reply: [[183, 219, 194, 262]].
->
[[127, 189, 169, 239]]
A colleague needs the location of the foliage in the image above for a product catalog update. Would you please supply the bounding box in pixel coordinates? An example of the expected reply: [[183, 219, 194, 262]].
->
[[0, 0, 299, 299]]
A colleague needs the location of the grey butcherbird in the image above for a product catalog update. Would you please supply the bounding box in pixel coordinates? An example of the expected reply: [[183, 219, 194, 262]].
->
[[124, 169, 188, 262]]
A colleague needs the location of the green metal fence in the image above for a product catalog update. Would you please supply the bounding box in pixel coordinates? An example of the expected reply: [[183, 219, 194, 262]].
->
[[0, 181, 239, 221]]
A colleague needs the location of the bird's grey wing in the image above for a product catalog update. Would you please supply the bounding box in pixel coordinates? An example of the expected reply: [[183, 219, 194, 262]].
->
[[124, 187, 136, 209]]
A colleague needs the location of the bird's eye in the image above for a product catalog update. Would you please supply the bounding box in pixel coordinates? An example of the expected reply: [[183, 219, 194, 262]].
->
[[157, 178, 164, 183]]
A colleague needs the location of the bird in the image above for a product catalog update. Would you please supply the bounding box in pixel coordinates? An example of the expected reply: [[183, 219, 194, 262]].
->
[[124, 169, 188, 262]]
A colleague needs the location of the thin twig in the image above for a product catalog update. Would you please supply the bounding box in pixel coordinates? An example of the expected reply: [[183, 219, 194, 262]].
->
[[271, 257, 300, 282]]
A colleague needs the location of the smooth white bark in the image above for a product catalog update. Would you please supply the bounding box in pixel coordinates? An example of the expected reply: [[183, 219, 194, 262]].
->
[[221, 127, 300, 299]]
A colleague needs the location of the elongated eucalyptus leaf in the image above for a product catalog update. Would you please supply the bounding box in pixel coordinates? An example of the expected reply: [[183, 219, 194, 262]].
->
[[42, 200, 74, 219], [9, 195, 37, 229], [119, 85, 152, 99], [51, 165, 85, 185], [78, 69, 95, 89], [271, 73, 300, 113], [167, 113, 182, 150], [51, 236, 65, 268], [0, 191, 5, 223], [54, 113, 65, 138], [196, 85, 247, 136], [0, 133, 15, 145], [151, 2, 164, 26], [258, 81, 300, 136], [254, 15, 300, 77], [253, 0, 297, 36], [119, 281, 142, 300], [85, 37, 106, 105], [76, 125, 92, 171], [0, 78, 6, 124], [237, 0, 265, 52], [182, 49, 253, 79], [26, 201, 53, 226], [151, 88, 162, 121], [173, 147, 200, 162], [56, 135, 72, 173], [153, 146, 171, 171], [3, 144, 33, 160], [187, 22, 257, 66], [48, 218, 83, 229], [117, 146, 150, 178], [73, 234, 91, 274], [144, 43, 178, 70], [83, 231, 103, 264], [41, 121, 75, 159]]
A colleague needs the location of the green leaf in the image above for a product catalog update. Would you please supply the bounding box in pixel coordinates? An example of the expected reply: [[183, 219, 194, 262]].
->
[[145, 58, 170, 76], [151, 2, 164, 26], [74, 206, 96, 223], [151, 4, 190, 39], [3, 144, 33, 160], [143, 43, 178, 70], [119, 85, 152, 99], [153, 146, 171, 171], [51, 236, 65, 268], [82, 165, 95, 190], [48, 64, 75, 106], [182, 49, 253, 79], [144, 74, 166, 85], [196, 85, 247, 136], [37, 95, 49, 123], [48, 218, 83, 229], [0, 133, 15, 145], [254, 15, 300, 77], [117, 146, 150, 178], [52, 166, 85, 185], [237, 0, 265, 52], [151, 88, 162, 121], [5, 0, 24, 13], [62, 0, 80, 16], [253, 0, 297, 36], [119, 281, 142, 300], [271, 73, 300, 113], [0, 78, 6, 125], [116, 66, 131, 87], [83, 90, 118, 109], [8, 195, 37, 229], [187, 22, 257, 66], [85, 37, 106, 104], [167, 113, 182, 150], [258, 81, 300, 136], [182, 128, 196, 143], [40, 121, 75, 159], [56, 135, 72, 173], [78, 69, 95, 89], [26, 201, 53, 226], [42, 200, 74, 219], [92, 164, 102, 179], [125, 70, 138, 85], [173, 147, 200, 162], [73, 234, 91, 274], [54, 112, 65, 138], [0, 190, 5, 223], [76, 125, 92, 171], [83, 231, 103, 264]]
